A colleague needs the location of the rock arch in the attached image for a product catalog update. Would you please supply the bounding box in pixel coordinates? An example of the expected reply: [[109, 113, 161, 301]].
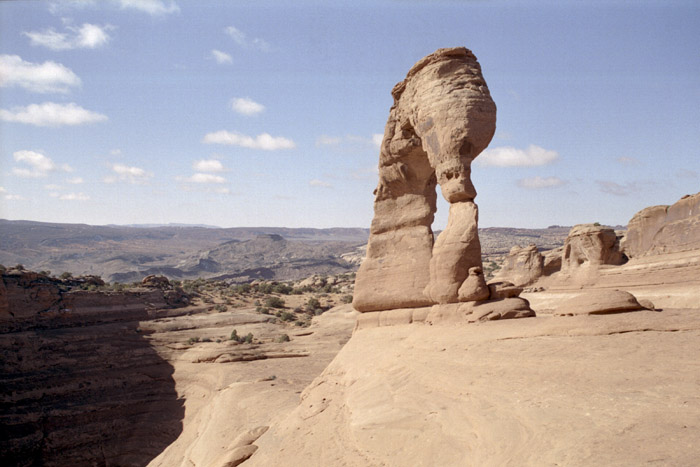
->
[[354, 47, 497, 312]]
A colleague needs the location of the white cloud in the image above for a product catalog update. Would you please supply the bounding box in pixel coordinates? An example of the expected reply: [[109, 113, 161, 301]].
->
[[5, 194, 25, 201], [211, 49, 232, 64], [44, 184, 62, 190], [117, 0, 180, 15], [315, 134, 383, 149], [0, 187, 5, 193], [231, 97, 265, 116], [11, 150, 73, 178], [596, 180, 646, 197], [105, 163, 152, 184], [517, 176, 565, 189], [0, 102, 108, 127], [181, 173, 226, 184], [193, 159, 225, 172], [477, 145, 559, 167], [23, 23, 112, 50], [0, 55, 81, 94], [203, 130, 296, 150], [58, 192, 90, 201], [224, 26, 270, 51], [309, 179, 332, 188], [67, 177, 84, 184], [316, 135, 342, 147], [617, 156, 639, 165]]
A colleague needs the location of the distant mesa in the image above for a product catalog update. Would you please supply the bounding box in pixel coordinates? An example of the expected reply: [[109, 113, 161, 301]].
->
[[353, 47, 534, 324]]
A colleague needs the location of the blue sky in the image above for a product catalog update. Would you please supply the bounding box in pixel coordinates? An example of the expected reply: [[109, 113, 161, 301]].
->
[[1, 0, 698, 229]]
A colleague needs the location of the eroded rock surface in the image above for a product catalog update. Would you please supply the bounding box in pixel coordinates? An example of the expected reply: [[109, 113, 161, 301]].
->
[[623, 192, 700, 258], [0, 271, 192, 466], [492, 244, 544, 287], [353, 47, 529, 322], [561, 224, 625, 276]]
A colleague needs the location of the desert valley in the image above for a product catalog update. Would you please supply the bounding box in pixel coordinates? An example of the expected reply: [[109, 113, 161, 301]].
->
[[2, 2, 699, 466]]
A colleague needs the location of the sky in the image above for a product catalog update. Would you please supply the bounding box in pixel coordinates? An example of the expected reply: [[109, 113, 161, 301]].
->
[[0, 0, 698, 230]]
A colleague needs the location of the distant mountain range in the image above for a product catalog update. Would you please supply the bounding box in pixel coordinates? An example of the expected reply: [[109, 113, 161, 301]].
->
[[0, 220, 573, 283]]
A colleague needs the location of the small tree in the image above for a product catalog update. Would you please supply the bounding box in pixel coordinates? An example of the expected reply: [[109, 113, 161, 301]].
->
[[60, 271, 73, 280], [230, 329, 240, 342]]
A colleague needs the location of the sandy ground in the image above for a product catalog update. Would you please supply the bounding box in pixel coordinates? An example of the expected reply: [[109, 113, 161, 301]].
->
[[248, 309, 700, 466]]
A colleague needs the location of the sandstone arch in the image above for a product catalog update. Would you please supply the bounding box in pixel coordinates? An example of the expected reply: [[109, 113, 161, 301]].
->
[[354, 47, 497, 312]]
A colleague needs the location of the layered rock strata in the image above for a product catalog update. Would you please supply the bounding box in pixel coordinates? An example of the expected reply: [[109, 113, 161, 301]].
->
[[0, 272, 189, 466], [353, 47, 533, 322]]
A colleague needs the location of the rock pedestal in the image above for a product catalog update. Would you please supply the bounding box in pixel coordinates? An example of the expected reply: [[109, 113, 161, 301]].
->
[[353, 47, 534, 323]]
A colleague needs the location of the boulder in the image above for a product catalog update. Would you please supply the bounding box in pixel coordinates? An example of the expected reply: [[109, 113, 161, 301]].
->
[[554, 290, 644, 316], [492, 244, 544, 286], [561, 224, 625, 275]]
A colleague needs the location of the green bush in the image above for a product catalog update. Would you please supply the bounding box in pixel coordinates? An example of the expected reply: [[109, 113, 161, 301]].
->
[[340, 294, 353, 304], [187, 337, 200, 345], [306, 297, 321, 310], [243, 333, 254, 344], [272, 283, 293, 295], [230, 329, 240, 341], [280, 311, 296, 322], [276, 334, 290, 343], [264, 296, 286, 309], [214, 304, 228, 312], [232, 283, 251, 294]]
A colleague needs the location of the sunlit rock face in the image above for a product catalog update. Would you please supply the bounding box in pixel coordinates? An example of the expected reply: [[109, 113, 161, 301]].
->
[[353, 47, 497, 312]]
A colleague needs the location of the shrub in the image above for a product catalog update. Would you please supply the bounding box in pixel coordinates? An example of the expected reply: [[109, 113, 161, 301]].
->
[[340, 294, 353, 304], [187, 337, 200, 345], [230, 329, 240, 341], [232, 283, 251, 294], [243, 333, 254, 344], [264, 296, 286, 309], [272, 283, 293, 295], [276, 334, 290, 343], [60, 271, 73, 280], [201, 337, 212, 342], [257, 282, 274, 294], [314, 308, 324, 316], [306, 297, 321, 310], [280, 311, 296, 322], [214, 304, 228, 312]]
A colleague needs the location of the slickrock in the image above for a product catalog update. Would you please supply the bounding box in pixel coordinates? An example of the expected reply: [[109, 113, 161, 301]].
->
[[623, 192, 700, 258], [248, 310, 700, 466], [353, 47, 532, 321]]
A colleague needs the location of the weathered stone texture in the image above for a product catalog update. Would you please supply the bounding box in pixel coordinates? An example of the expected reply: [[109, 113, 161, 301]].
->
[[623, 192, 700, 258], [353, 47, 498, 313]]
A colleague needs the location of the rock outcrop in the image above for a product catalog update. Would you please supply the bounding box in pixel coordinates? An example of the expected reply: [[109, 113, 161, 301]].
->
[[623, 192, 700, 258], [0, 271, 193, 466], [561, 224, 625, 276], [492, 244, 544, 287], [353, 47, 533, 322]]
